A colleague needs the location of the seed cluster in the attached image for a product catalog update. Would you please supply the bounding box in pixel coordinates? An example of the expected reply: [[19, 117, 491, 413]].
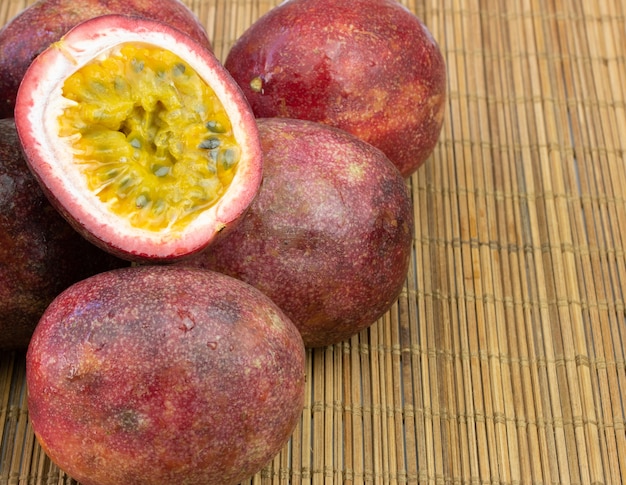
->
[[58, 43, 241, 232]]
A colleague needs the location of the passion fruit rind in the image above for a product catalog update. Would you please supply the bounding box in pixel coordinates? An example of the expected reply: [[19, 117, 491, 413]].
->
[[15, 15, 263, 263]]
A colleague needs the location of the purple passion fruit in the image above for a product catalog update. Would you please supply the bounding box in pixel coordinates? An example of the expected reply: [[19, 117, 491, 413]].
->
[[0, 0, 212, 118], [0, 118, 127, 350], [15, 15, 262, 263], [26, 265, 306, 485], [224, 0, 447, 177], [180, 118, 414, 348]]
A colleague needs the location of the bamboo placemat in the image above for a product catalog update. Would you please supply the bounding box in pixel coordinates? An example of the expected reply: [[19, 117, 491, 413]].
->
[[2, 0, 626, 484]]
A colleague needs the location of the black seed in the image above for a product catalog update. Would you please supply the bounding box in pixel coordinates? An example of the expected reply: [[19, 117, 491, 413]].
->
[[208, 149, 219, 161], [105, 168, 119, 179], [136, 194, 149, 208], [131, 58, 144, 73], [220, 148, 238, 170], [152, 165, 169, 177], [206, 120, 227, 133], [113, 78, 126, 91], [199, 137, 221, 150], [91, 81, 107, 94], [153, 199, 166, 214], [173, 63, 186, 75], [207, 157, 217, 174]]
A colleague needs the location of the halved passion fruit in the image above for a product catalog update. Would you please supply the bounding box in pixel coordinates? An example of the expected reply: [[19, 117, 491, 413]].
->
[[15, 15, 262, 262]]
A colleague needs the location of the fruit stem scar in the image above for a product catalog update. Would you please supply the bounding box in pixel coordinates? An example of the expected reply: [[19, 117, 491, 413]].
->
[[250, 76, 263, 93]]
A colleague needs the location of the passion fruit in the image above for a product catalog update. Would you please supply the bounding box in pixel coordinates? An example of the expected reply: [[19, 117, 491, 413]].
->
[[26, 265, 306, 485], [15, 15, 262, 262], [0, 0, 212, 118], [224, 0, 447, 177], [0, 118, 127, 350], [180, 118, 414, 348]]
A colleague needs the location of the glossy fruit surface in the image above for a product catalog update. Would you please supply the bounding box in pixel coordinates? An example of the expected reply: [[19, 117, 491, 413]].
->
[[0, 118, 127, 350], [15, 15, 262, 262], [180, 118, 414, 348], [224, 0, 446, 177], [26, 265, 306, 485], [0, 0, 211, 118]]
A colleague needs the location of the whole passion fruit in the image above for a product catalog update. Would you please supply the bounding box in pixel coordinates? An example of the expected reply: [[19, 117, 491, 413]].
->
[[15, 15, 262, 262], [0, 0, 211, 118], [180, 118, 414, 348], [224, 0, 447, 177], [0, 118, 127, 350], [26, 265, 306, 485]]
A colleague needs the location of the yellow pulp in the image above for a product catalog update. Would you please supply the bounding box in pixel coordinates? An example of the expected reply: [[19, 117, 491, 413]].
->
[[58, 43, 240, 232]]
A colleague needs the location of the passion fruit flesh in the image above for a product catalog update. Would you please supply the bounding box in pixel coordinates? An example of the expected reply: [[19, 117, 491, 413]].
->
[[59, 43, 240, 232], [15, 15, 262, 262]]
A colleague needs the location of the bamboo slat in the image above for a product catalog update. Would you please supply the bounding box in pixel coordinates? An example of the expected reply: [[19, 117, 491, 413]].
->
[[1, 1, 626, 484]]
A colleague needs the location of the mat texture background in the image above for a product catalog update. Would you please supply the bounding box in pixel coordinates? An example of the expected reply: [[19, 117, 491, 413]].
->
[[2, 0, 626, 484]]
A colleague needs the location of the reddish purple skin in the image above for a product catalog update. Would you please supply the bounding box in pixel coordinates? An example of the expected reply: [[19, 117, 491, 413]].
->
[[26, 265, 306, 485], [0, 118, 127, 350], [180, 118, 414, 348], [0, 0, 211, 118], [224, 0, 447, 177]]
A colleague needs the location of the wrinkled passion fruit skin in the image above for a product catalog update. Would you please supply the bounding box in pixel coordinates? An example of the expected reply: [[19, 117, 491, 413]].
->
[[180, 118, 414, 348], [0, 0, 211, 118], [224, 0, 447, 177], [26, 265, 306, 485], [0, 118, 128, 350]]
